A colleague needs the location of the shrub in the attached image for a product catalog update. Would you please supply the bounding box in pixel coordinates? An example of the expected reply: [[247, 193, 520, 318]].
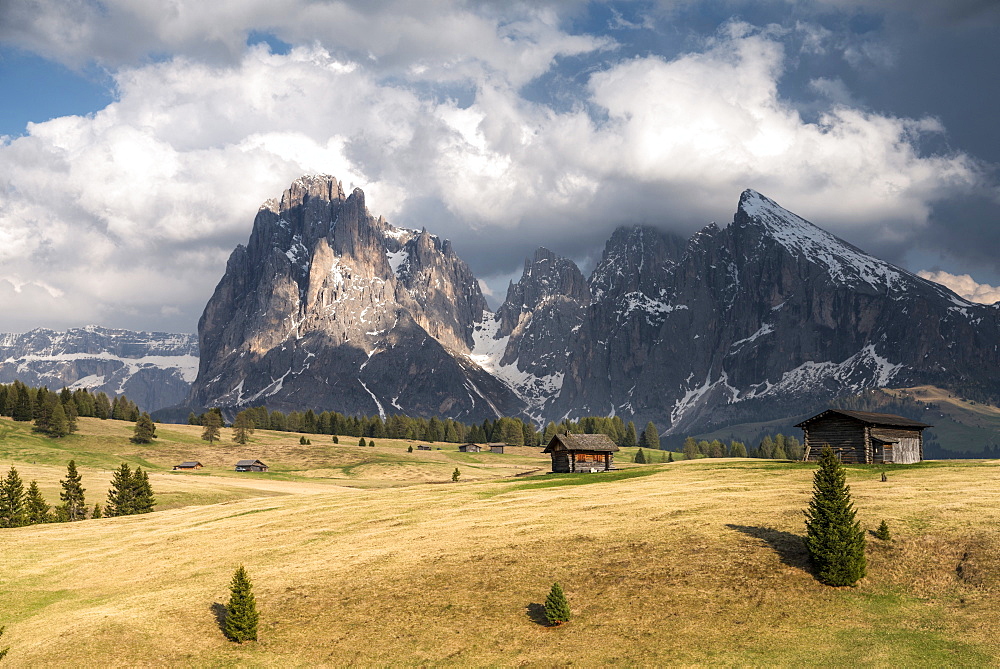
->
[[803, 446, 867, 586], [544, 582, 571, 626], [874, 520, 892, 541], [224, 565, 259, 643], [452, 468, 460, 482]]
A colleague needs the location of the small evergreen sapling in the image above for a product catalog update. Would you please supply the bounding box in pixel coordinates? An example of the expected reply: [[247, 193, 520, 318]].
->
[[874, 520, 892, 541], [358, 437, 366, 447], [332, 435, 339, 444], [0, 624, 8, 660], [634, 448, 646, 464], [407, 445, 413, 452], [544, 582, 571, 626], [452, 467, 460, 482], [224, 565, 259, 643], [803, 446, 867, 586], [130, 412, 157, 444], [25, 480, 50, 524]]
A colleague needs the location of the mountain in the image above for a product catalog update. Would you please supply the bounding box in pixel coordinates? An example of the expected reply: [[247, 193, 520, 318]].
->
[[191, 175, 523, 421], [0, 326, 198, 411], [549, 189, 1000, 433], [191, 176, 1000, 435]]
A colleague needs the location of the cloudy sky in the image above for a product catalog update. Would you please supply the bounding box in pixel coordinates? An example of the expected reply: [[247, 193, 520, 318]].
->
[[1, 0, 999, 334]]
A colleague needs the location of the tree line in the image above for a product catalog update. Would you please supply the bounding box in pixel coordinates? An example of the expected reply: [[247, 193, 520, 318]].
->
[[188, 406, 666, 449], [680, 433, 803, 460], [0, 381, 143, 438], [0, 460, 154, 527]]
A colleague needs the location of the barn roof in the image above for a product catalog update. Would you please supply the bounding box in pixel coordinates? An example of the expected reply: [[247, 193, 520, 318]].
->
[[795, 409, 931, 429], [543, 433, 619, 453], [177, 461, 202, 467], [235, 459, 266, 466]]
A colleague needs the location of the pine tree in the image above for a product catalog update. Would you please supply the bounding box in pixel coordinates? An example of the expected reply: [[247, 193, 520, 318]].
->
[[683, 439, 699, 460], [0, 624, 8, 660], [92, 503, 103, 519], [233, 410, 255, 445], [12, 382, 33, 421], [224, 565, 259, 643], [640, 422, 660, 450], [59, 460, 86, 521], [634, 448, 646, 464], [730, 440, 748, 458], [25, 480, 51, 524], [452, 467, 460, 482], [132, 467, 155, 513], [622, 422, 638, 447], [187, 411, 200, 425], [48, 401, 69, 438], [803, 446, 867, 586], [667, 451, 674, 462], [202, 411, 222, 444], [332, 435, 339, 444], [105, 463, 135, 517], [544, 582, 571, 626], [131, 412, 157, 444], [874, 520, 891, 541], [0, 466, 27, 528], [358, 437, 366, 447]]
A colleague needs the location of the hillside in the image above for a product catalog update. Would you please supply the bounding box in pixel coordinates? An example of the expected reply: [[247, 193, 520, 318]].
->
[[3, 420, 1000, 664]]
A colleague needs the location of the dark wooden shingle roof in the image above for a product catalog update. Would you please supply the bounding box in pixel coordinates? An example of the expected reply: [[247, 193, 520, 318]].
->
[[543, 433, 619, 453], [235, 459, 266, 467], [177, 461, 202, 467], [795, 409, 932, 429]]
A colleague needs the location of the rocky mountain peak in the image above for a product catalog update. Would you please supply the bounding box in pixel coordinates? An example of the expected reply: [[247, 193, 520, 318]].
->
[[279, 174, 346, 212], [496, 247, 589, 338]]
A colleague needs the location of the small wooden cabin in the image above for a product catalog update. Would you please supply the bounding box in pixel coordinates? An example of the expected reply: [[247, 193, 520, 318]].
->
[[543, 434, 619, 473], [458, 443, 482, 453], [235, 459, 268, 472], [173, 461, 203, 470], [416, 445, 432, 451], [489, 443, 506, 454], [796, 409, 932, 464]]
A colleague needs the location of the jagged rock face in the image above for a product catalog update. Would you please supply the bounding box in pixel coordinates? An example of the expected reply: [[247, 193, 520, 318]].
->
[[551, 190, 1000, 434], [191, 175, 521, 420], [192, 177, 1000, 435], [0, 326, 198, 411]]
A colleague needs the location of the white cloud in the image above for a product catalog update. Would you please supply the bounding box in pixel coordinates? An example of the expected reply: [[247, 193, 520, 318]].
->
[[0, 11, 987, 333], [918, 270, 1000, 304]]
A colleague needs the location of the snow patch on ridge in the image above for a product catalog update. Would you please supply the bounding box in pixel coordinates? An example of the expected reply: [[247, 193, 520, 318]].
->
[[740, 190, 907, 290]]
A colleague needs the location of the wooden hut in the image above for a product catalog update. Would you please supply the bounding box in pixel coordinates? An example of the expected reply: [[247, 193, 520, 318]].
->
[[543, 434, 619, 473], [173, 461, 203, 470], [235, 459, 269, 472], [795, 409, 932, 464], [489, 443, 507, 454], [416, 445, 432, 451], [458, 443, 482, 452]]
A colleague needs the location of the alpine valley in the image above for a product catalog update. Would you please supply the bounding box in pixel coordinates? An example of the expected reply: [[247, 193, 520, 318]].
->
[[182, 175, 1000, 438]]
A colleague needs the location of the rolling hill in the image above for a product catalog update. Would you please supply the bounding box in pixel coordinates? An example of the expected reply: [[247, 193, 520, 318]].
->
[[2, 417, 1000, 664]]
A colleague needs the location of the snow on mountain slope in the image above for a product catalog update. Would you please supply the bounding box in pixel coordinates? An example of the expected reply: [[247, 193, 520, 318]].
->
[[738, 189, 909, 290], [0, 326, 199, 411]]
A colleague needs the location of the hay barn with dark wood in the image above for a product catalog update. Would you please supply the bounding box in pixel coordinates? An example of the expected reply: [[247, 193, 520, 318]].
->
[[543, 433, 619, 473], [488, 443, 506, 453], [173, 461, 203, 470], [796, 409, 932, 464], [416, 445, 432, 451], [235, 459, 268, 472], [458, 444, 482, 452]]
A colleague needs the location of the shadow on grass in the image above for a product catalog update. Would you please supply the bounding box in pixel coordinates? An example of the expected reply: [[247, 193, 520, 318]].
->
[[525, 603, 548, 626], [210, 602, 227, 634], [727, 524, 810, 570]]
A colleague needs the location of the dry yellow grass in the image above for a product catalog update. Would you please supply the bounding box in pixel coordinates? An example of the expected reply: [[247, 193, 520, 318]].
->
[[3, 456, 1000, 665]]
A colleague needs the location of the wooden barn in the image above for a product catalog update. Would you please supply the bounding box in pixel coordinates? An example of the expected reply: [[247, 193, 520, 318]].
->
[[173, 461, 203, 470], [488, 443, 507, 454], [235, 459, 268, 472], [458, 444, 482, 453], [796, 409, 932, 464], [543, 434, 619, 473], [416, 445, 432, 451]]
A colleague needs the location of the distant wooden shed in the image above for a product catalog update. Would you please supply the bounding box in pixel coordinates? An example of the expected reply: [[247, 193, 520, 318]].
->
[[488, 443, 508, 453], [416, 445, 432, 451], [543, 434, 619, 473], [235, 459, 268, 472], [459, 443, 482, 453], [173, 461, 203, 470], [796, 409, 932, 464]]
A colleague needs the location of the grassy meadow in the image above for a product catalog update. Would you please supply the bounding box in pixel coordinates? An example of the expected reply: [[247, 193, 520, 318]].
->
[[2, 416, 1000, 665]]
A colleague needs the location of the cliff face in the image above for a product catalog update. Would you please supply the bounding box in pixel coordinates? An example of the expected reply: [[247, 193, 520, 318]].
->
[[191, 175, 522, 421], [191, 177, 1000, 434]]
